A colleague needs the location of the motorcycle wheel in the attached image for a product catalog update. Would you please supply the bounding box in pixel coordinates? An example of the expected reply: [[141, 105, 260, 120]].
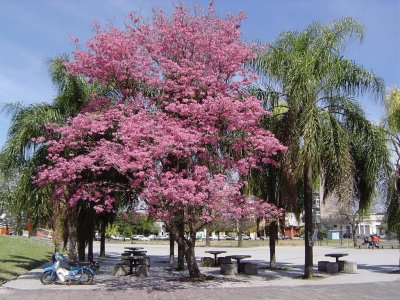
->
[[40, 270, 56, 285], [78, 269, 94, 285]]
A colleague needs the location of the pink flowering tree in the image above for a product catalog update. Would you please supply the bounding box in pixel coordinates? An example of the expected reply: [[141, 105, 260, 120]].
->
[[37, 4, 286, 278]]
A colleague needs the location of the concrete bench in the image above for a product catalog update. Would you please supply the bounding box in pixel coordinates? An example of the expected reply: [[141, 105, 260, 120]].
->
[[114, 263, 129, 276], [220, 263, 237, 275], [135, 264, 149, 277], [343, 261, 357, 273], [218, 256, 232, 265], [201, 257, 215, 267], [326, 262, 339, 273], [142, 256, 151, 267], [318, 261, 329, 272], [238, 262, 258, 275]]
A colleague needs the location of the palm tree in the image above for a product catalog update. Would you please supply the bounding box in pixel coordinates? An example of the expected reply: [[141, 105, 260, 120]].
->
[[384, 87, 400, 264], [251, 18, 388, 278], [0, 56, 93, 259]]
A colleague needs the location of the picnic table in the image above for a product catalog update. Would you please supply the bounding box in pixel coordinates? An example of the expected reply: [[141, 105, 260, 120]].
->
[[124, 250, 147, 255], [205, 250, 227, 266], [226, 255, 251, 265], [124, 246, 144, 251], [325, 253, 348, 262], [122, 255, 147, 275]]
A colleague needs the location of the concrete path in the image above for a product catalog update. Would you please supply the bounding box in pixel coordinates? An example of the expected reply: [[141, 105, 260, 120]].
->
[[1, 243, 400, 299]]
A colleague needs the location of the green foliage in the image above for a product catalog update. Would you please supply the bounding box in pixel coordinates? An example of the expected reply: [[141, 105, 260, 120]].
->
[[383, 87, 400, 239], [0, 56, 94, 227], [251, 16, 388, 212], [387, 174, 400, 239], [250, 17, 389, 277], [106, 212, 157, 238], [385, 87, 400, 133], [319, 229, 328, 239]]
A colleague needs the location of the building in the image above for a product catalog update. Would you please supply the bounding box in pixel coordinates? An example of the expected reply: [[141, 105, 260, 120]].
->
[[282, 190, 386, 239], [318, 190, 386, 238]]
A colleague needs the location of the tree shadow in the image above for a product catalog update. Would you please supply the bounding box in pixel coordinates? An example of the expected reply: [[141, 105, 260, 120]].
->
[[91, 255, 311, 292], [0, 255, 50, 272], [8, 252, 400, 293], [356, 264, 400, 273]]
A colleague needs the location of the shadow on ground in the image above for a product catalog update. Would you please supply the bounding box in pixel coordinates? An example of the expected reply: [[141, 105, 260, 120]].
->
[[0, 255, 50, 282], [357, 264, 400, 273], [7, 251, 400, 293], [85, 253, 313, 292]]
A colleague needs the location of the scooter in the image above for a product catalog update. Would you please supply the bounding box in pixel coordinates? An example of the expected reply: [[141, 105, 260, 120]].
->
[[40, 253, 95, 285]]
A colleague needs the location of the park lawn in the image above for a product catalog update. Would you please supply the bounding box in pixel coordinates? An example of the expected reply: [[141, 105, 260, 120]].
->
[[0, 235, 53, 285]]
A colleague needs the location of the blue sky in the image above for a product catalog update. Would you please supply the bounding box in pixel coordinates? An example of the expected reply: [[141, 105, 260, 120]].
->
[[0, 0, 399, 149]]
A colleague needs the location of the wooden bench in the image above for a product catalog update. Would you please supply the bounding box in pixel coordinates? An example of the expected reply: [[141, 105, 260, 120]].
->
[[358, 241, 398, 249], [379, 241, 399, 249]]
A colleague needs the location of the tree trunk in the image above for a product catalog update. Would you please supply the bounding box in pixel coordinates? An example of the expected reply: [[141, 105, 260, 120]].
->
[[87, 207, 95, 262], [99, 219, 106, 258], [183, 233, 201, 278], [352, 226, 358, 247], [267, 169, 279, 268], [398, 238, 400, 270], [237, 224, 243, 248], [62, 217, 69, 251], [303, 160, 314, 278], [205, 227, 210, 246], [78, 238, 86, 261], [77, 207, 86, 261], [178, 243, 185, 270], [67, 210, 78, 262], [53, 205, 64, 252], [170, 225, 201, 278], [269, 221, 277, 268], [177, 220, 185, 270], [169, 235, 175, 264], [88, 238, 93, 262]]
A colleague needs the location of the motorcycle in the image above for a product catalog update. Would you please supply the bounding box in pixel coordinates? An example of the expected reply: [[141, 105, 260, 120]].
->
[[40, 253, 96, 285]]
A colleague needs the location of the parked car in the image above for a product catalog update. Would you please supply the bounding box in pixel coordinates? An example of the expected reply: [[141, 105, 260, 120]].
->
[[131, 235, 145, 240], [235, 234, 251, 240], [155, 235, 170, 240], [196, 234, 205, 241], [131, 235, 151, 241], [219, 235, 234, 240], [148, 234, 157, 240]]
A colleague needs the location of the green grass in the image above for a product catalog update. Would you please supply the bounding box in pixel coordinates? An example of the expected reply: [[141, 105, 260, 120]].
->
[[0, 235, 53, 285]]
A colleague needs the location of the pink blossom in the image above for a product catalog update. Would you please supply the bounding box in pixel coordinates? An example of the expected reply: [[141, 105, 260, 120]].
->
[[37, 4, 285, 224]]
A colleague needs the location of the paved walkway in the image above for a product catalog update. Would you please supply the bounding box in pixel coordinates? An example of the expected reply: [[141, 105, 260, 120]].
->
[[1, 243, 400, 299]]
